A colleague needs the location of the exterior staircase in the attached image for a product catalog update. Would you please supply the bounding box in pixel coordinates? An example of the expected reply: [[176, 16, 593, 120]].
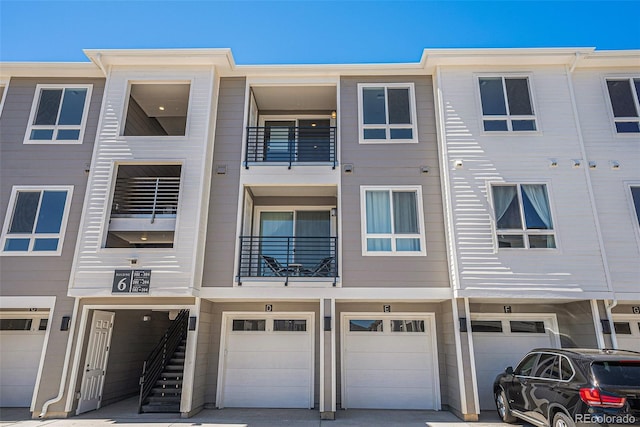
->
[[138, 309, 189, 414], [140, 338, 186, 413]]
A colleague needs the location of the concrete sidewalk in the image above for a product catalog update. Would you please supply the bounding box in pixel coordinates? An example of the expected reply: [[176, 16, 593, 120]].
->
[[0, 398, 532, 427]]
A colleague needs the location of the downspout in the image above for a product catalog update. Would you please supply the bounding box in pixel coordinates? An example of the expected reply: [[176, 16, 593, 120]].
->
[[39, 298, 80, 418], [605, 299, 619, 349]]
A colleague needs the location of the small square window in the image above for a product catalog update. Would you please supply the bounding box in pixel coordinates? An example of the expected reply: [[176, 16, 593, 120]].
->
[[478, 76, 537, 132], [24, 85, 92, 144], [361, 186, 426, 256], [491, 183, 556, 249], [1, 186, 73, 255], [606, 78, 640, 134], [358, 83, 417, 143], [124, 83, 190, 136]]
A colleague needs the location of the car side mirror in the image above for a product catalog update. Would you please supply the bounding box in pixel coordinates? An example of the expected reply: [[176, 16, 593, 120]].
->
[[505, 366, 514, 375]]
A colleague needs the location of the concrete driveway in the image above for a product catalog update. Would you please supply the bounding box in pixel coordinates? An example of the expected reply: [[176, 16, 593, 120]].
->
[[1, 398, 534, 427]]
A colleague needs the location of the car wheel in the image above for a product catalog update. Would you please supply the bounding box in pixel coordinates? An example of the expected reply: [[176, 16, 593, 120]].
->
[[552, 412, 575, 427], [495, 389, 517, 423]]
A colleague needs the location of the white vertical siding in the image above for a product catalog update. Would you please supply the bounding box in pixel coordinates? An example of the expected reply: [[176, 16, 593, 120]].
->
[[70, 66, 216, 294], [440, 66, 609, 296], [572, 69, 640, 294]]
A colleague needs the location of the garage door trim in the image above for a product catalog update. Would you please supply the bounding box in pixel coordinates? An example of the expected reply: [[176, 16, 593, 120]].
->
[[340, 312, 440, 410], [216, 311, 315, 409]]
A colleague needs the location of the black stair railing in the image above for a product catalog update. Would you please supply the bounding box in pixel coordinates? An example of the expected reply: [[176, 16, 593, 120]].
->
[[138, 309, 189, 413]]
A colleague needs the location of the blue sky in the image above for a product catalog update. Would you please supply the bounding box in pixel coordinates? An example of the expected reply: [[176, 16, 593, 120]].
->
[[1, 1, 639, 64]]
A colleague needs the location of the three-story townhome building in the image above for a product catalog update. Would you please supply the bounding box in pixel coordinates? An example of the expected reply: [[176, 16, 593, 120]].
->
[[0, 63, 105, 414], [429, 48, 640, 413], [1, 47, 637, 423]]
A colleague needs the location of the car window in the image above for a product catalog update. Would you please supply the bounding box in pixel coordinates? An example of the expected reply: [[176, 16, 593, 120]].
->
[[591, 361, 640, 386], [515, 353, 539, 376], [559, 356, 574, 381], [533, 353, 560, 379]]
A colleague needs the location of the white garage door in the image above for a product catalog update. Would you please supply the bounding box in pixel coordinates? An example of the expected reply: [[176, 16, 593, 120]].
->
[[0, 316, 47, 407], [613, 318, 640, 352], [472, 316, 558, 410], [342, 314, 439, 410], [219, 314, 314, 408]]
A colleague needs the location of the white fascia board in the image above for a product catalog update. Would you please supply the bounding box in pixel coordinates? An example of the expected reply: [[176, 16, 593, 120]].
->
[[0, 296, 56, 309], [0, 62, 102, 79], [199, 287, 453, 301], [456, 289, 615, 301], [83, 48, 236, 72], [423, 47, 597, 71], [575, 50, 640, 69]]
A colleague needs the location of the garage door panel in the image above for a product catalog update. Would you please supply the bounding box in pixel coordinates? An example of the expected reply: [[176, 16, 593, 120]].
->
[[225, 368, 311, 387], [226, 351, 309, 370], [345, 385, 434, 410], [345, 351, 431, 370], [223, 386, 310, 408], [342, 315, 438, 410], [347, 368, 431, 388], [0, 327, 46, 407], [473, 324, 555, 410], [221, 314, 313, 409], [228, 334, 308, 352]]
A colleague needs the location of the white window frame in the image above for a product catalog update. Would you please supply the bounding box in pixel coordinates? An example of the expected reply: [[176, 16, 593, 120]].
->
[[489, 182, 557, 250], [360, 185, 426, 256], [121, 80, 192, 138], [0, 185, 74, 256], [476, 74, 538, 133], [357, 83, 418, 144], [604, 76, 640, 135], [24, 84, 92, 144], [627, 182, 640, 247]]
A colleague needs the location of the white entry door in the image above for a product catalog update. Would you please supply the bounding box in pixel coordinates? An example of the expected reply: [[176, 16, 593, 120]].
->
[[0, 315, 47, 407], [613, 317, 640, 352], [218, 313, 314, 408], [472, 316, 558, 410], [341, 314, 439, 410], [77, 310, 114, 414]]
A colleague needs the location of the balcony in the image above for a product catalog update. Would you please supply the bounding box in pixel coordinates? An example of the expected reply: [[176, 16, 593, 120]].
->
[[237, 236, 338, 284], [245, 125, 337, 168], [106, 164, 181, 248]]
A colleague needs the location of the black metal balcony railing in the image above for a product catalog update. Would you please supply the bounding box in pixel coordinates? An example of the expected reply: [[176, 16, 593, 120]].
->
[[111, 177, 180, 222], [245, 126, 337, 169], [238, 236, 338, 283]]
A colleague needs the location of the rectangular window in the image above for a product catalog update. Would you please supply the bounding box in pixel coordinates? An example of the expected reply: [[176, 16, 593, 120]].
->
[[361, 186, 426, 255], [124, 83, 190, 136], [349, 319, 383, 332], [510, 321, 546, 334], [491, 183, 556, 249], [471, 320, 503, 333], [24, 84, 92, 144], [358, 83, 417, 143], [478, 76, 537, 132], [273, 319, 307, 332], [1, 186, 73, 255], [613, 322, 632, 335], [606, 78, 640, 133], [232, 319, 265, 331], [391, 320, 425, 332], [0, 319, 32, 331]]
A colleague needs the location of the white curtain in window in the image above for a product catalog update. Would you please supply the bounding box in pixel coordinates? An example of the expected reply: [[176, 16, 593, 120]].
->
[[522, 185, 553, 229], [366, 191, 391, 233], [492, 186, 518, 228], [393, 191, 418, 234]]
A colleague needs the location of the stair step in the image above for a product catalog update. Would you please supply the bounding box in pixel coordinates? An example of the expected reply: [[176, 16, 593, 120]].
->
[[151, 387, 181, 395], [141, 403, 180, 413], [169, 358, 185, 364], [165, 364, 184, 371], [156, 379, 183, 386], [173, 351, 185, 357], [159, 372, 183, 379], [147, 395, 181, 403]]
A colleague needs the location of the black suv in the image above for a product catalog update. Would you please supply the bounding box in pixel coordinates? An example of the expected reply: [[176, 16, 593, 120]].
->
[[493, 348, 640, 427]]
